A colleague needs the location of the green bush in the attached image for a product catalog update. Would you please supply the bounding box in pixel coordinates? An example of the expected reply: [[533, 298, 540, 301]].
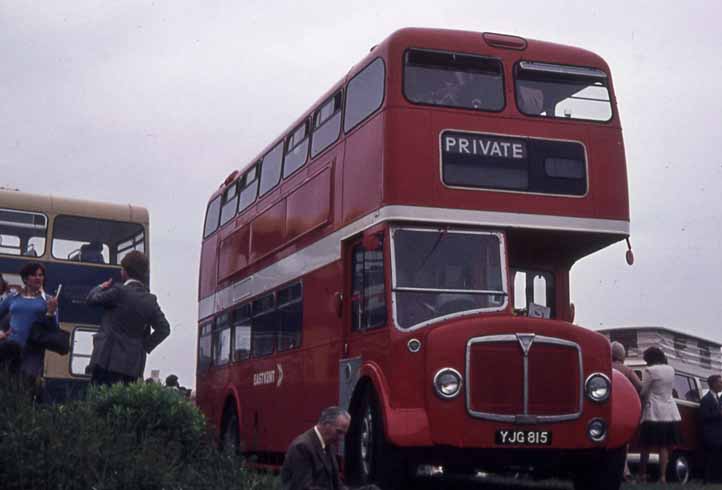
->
[[87, 381, 206, 450], [0, 374, 278, 490]]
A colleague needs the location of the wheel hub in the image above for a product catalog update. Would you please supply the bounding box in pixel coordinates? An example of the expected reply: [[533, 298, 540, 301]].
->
[[359, 406, 374, 479]]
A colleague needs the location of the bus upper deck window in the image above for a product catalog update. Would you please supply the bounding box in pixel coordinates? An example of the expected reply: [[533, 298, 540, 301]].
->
[[311, 91, 342, 158], [258, 142, 284, 197], [283, 121, 309, 178], [344, 58, 385, 132], [237, 164, 259, 213], [404, 49, 504, 111], [220, 182, 239, 226], [52, 215, 145, 265], [515, 61, 612, 122], [0, 209, 48, 257], [204, 196, 221, 237]]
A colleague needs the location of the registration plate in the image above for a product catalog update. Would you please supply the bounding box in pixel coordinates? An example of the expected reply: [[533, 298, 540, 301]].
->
[[495, 429, 552, 446]]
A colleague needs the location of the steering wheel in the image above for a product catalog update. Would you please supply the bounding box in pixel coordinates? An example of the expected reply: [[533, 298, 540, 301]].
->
[[437, 92, 459, 106], [420, 301, 437, 315], [437, 298, 478, 316]]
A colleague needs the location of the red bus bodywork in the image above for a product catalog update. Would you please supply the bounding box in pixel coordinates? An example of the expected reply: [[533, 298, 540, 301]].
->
[[196, 28, 640, 489]]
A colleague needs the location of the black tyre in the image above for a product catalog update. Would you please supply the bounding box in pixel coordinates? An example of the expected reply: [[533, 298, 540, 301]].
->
[[667, 452, 690, 484], [347, 386, 408, 489], [573, 447, 625, 490], [220, 406, 240, 453]]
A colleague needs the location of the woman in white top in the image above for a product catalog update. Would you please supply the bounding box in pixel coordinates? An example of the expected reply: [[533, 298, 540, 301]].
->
[[638, 346, 681, 483]]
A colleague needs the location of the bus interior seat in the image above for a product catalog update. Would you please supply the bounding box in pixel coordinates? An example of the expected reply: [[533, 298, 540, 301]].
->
[[80, 242, 105, 263], [518, 85, 545, 115]]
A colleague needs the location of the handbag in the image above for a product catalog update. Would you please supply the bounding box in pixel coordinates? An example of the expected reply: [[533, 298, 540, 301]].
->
[[28, 321, 70, 355]]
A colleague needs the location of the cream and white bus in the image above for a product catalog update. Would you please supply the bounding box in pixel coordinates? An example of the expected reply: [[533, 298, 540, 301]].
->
[[0, 189, 148, 400]]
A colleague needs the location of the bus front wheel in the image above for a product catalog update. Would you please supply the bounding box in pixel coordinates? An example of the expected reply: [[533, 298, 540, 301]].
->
[[348, 387, 408, 489]]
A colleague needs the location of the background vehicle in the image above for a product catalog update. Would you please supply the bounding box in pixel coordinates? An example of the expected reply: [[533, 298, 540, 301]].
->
[[196, 28, 639, 490], [0, 188, 148, 400], [600, 326, 722, 484]]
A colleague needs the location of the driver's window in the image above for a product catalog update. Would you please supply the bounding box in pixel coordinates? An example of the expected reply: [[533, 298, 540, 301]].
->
[[351, 237, 387, 331], [512, 269, 555, 318]]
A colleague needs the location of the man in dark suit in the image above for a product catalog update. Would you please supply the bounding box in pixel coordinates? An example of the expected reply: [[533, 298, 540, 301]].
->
[[701, 374, 722, 483], [87, 251, 170, 386], [281, 406, 351, 490]]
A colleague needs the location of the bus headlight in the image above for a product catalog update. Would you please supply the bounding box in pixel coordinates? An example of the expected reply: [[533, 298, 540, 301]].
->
[[433, 368, 462, 399], [585, 373, 611, 402], [587, 418, 607, 442]]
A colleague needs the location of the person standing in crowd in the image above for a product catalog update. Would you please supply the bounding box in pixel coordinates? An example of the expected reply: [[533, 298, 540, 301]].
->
[[0, 274, 11, 332], [0, 274, 10, 302], [638, 346, 681, 483], [281, 406, 351, 490], [611, 341, 642, 391], [700, 374, 722, 483], [611, 341, 642, 481], [86, 251, 170, 386], [0, 263, 58, 375], [165, 373, 191, 398], [166, 373, 180, 389]]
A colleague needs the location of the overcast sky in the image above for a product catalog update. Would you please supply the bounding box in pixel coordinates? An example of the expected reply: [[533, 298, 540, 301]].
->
[[1, 2, 720, 387]]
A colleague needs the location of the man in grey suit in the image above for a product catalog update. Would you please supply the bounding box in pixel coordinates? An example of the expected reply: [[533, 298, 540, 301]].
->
[[87, 251, 170, 386], [281, 406, 351, 490]]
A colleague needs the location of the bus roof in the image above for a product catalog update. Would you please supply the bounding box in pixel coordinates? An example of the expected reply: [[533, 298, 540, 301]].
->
[[0, 188, 149, 224], [208, 27, 615, 202], [382, 27, 609, 69]]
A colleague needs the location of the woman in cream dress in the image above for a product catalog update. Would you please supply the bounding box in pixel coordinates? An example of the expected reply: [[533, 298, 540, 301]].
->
[[638, 346, 681, 483]]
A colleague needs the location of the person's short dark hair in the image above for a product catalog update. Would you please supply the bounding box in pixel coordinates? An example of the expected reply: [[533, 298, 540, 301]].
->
[[318, 406, 350, 426], [166, 374, 179, 387], [643, 346, 667, 366], [121, 251, 149, 282], [19, 262, 46, 284], [708, 375, 722, 387]]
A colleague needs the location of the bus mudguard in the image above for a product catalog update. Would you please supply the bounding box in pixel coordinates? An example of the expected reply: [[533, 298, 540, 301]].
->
[[607, 368, 641, 449], [357, 362, 433, 446]]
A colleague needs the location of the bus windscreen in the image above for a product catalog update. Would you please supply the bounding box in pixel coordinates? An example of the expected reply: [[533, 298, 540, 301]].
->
[[392, 228, 506, 329]]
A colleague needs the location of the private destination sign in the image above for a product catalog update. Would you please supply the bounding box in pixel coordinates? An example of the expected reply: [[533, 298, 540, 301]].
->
[[441, 131, 527, 160]]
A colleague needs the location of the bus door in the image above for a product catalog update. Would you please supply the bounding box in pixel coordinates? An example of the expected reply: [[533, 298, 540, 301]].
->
[[339, 230, 389, 413]]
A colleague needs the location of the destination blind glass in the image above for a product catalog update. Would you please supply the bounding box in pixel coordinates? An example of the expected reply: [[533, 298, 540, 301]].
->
[[441, 131, 587, 196]]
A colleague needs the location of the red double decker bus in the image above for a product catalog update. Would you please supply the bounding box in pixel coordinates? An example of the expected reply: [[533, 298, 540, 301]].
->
[[196, 28, 640, 490]]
